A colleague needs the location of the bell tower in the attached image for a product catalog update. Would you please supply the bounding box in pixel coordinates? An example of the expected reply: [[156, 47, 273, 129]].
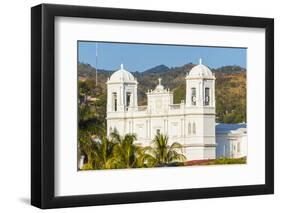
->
[[106, 64, 138, 136], [185, 58, 216, 160], [106, 64, 138, 113], [186, 58, 215, 107]]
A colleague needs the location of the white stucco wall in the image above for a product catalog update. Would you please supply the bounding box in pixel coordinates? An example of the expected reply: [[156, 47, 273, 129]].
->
[[215, 124, 247, 159], [106, 64, 246, 161]]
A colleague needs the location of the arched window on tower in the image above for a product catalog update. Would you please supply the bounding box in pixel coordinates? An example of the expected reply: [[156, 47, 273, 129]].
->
[[112, 92, 117, 111], [126, 92, 131, 110], [205, 87, 210, 106], [191, 87, 196, 106], [193, 122, 196, 134], [188, 122, 191, 135]]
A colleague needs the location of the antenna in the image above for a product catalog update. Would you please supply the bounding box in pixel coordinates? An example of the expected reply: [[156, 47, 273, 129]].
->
[[95, 43, 98, 86]]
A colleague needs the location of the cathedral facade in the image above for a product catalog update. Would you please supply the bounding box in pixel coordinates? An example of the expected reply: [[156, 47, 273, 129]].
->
[[106, 60, 217, 161]]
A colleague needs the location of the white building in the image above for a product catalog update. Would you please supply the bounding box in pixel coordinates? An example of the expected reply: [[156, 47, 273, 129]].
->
[[106, 60, 247, 161], [215, 123, 247, 159]]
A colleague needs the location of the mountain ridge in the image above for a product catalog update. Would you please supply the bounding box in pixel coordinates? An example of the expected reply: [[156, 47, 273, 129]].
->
[[78, 62, 246, 123], [78, 62, 246, 77], [142, 64, 170, 74]]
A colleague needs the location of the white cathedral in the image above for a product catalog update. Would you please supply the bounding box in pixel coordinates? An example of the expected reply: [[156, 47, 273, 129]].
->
[[106, 60, 247, 161]]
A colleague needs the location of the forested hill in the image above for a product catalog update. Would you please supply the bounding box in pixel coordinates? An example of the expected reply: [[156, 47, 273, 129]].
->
[[78, 62, 246, 123]]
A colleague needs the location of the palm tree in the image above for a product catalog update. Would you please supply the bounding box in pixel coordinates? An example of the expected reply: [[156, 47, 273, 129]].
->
[[91, 137, 116, 169], [148, 133, 186, 166], [108, 130, 142, 169], [135, 146, 157, 168]]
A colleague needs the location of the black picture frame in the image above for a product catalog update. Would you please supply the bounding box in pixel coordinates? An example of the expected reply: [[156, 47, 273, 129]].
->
[[31, 3, 274, 209]]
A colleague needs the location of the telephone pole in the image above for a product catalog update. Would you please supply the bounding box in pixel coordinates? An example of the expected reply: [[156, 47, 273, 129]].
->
[[95, 43, 98, 86]]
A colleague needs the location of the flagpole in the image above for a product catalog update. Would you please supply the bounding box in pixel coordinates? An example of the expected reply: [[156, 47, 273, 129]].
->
[[95, 43, 98, 86]]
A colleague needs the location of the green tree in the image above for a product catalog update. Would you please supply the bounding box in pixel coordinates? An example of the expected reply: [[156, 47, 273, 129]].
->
[[108, 130, 142, 169], [78, 79, 107, 169], [78, 102, 106, 167], [79, 130, 95, 170], [91, 137, 116, 169], [147, 133, 186, 166], [78, 79, 95, 99]]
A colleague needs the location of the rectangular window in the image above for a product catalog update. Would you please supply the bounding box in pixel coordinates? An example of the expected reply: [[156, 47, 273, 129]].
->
[[205, 87, 210, 105], [112, 92, 117, 111], [188, 123, 191, 135], [191, 88, 196, 105], [126, 92, 131, 109], [193, 122, 196, 134]]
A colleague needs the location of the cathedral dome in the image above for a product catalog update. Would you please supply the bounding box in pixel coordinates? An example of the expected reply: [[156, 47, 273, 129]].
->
[[188, 59, 213, 78], [109, 64, 135, 82]]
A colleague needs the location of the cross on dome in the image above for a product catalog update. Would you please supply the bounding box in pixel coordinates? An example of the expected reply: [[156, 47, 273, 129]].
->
[[187, 57, 213, 78], [108, 64, 136, 82]]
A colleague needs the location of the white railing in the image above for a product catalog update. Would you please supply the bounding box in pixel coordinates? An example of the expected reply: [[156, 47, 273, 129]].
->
[[169, 104, 181, 110]]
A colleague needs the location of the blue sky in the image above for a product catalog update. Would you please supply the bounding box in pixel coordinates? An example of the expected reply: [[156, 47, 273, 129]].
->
[[78, 41, 246, 72]]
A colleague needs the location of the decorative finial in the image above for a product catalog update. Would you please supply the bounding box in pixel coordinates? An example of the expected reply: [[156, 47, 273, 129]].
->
[[158, 78, 162, 85], [120, 63, 124, 70], [199, 58, 202, 65]]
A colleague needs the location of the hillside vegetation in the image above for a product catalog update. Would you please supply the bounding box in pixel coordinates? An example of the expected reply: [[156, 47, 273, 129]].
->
[[78, 62, 246, 123]]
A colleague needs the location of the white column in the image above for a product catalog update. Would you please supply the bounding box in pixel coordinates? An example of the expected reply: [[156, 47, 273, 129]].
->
[[107, 87, 111, 112], [166, 117, 169, 135], [129, 121, 132, 133], [198, 81, 201, 106], [185, 79, 189, 106], [212, 80, 216, 107], [122, 86, 125, 107], [119, 86, 122, 107], [131, 119, 134, 133], [183, 116, 186, 138], [149, 119, 151, 139], [134, 86, 138, 107], [181, 119, 183, 137], [164, 119, 167, 134], [146, 120, 148, 139], [202, 80, 204, 106]]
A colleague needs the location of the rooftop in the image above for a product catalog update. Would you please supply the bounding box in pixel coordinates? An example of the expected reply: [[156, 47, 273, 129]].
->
[[216, 123, 247, 134]]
